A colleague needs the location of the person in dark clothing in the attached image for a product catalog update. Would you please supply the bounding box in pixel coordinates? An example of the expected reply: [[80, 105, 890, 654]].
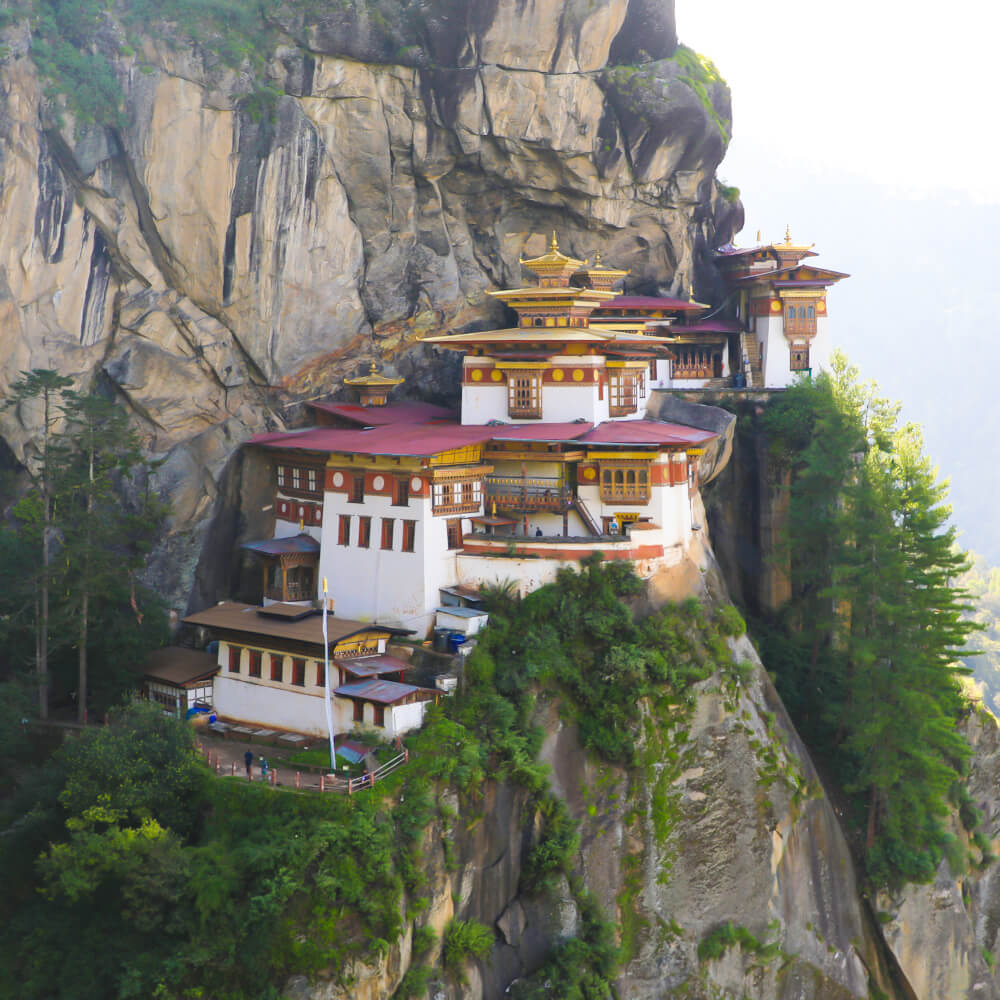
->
[[244, 749, 254, 778]]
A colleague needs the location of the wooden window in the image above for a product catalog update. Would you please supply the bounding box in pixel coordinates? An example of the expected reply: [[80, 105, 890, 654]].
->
[[270, 654, 283, 682], [507, 371, 542, 418], [277, 464, 322, 498], [402, 520, 416, 552], [446, 518, 463, 550], [316, 661, 325, 687], [790, 346, 811, 371], [285, 564, 314, 602], [248, 650, 262, 678], [338, 515, 351, 546], [608, 371, 638, 416], [393, 478, 409, 506], [785, 301, 818, 336], [432, 480, 482, 515], [381, 518, 395, 550], [349, 474, 365, 503], [228, 645, 241, 672], [353, 700, 364, 723], [291, 659, 305, 686], [600, 463, 650, 504], [672, 347, 714, 379], [373, 704, 385, 727], [358, 516, 371, 548]]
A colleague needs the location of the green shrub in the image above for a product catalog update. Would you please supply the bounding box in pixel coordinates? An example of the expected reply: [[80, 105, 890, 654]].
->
[[393, 963, 433, 998], [716, 605, 746, 638], [411, 924, 436, 956], [442, 918, 494, 973]]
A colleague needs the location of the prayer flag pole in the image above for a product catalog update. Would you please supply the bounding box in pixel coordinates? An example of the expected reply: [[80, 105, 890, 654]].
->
[[322, 578, 335, 772]]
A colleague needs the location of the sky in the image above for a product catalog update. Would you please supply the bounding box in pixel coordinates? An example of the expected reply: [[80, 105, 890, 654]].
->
[[675, 0, 1000, 563]]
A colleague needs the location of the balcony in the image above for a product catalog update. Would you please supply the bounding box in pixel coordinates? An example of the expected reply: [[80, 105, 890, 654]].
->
[[484, 475, 572, 512], [599, 485, 650, 505], [785, 315, 816, 336]]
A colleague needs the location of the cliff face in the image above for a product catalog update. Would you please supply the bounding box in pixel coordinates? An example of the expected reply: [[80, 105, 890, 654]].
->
[[0, 0, 740, 609]]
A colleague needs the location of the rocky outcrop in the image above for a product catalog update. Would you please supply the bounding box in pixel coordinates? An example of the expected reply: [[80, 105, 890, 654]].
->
[[0, 0, 740, 610]]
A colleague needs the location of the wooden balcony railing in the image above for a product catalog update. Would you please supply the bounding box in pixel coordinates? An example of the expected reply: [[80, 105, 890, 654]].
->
[[432, 500, 482, 516], [599, 486, 650, 505], [265, 580, 314, 602], [484, 476, 571, 512]]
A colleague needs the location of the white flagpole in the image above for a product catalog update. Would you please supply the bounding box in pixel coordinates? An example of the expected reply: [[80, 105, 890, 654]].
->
[[322, 578, 335, 772]]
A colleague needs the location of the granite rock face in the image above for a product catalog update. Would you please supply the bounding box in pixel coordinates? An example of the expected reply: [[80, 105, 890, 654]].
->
[[0, 0, 740, 610]]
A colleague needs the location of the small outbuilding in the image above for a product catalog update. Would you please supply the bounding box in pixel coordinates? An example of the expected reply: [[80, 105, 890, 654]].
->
[[140, 647, 218, 717]]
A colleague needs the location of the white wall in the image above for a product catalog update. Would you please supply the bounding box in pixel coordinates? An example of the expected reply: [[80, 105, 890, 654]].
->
[[215, 672, 332, 735], [318, 490, 472, 634], [456, 536, 685, 596]]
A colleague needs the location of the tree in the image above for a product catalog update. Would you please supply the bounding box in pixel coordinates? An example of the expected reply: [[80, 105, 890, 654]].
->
[[3, 369, 75, 717], [53, 390, 167, 722], [763, 355, 980, 887]]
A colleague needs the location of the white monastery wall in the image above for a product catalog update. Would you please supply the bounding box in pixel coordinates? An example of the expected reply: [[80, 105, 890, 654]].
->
[[214, 672, 331, 735]]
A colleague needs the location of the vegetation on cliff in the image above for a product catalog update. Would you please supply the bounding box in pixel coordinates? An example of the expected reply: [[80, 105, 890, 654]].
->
[[0, 558, 751, 998], [955, 554, 1000, 714], [758, 355, 983, 889]]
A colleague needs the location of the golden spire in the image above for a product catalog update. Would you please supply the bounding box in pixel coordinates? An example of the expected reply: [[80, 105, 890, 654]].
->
[[344, 359, 403, 406], [756, 229, 762, 243], [550, 231, 559, 252], [594, 250, 603, 266], [784, 224, 792, 245]]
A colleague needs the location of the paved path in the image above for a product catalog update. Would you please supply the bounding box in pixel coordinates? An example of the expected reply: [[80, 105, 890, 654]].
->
[[196, 736, 335, 791]]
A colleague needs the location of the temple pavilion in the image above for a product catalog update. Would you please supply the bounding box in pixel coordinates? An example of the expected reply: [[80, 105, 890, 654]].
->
[[233, 236, 720, 636]]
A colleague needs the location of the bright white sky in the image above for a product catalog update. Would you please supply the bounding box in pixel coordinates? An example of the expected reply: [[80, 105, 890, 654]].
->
[[677, 0, 1000, 213], [674, 0, 1000, 563]]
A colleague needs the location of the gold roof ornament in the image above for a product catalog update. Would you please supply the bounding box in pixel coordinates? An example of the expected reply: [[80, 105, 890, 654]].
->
[[519, 232, 586, 281], [344, 361, 404, 407], [777, 225, 815, 253], [572, 247, 630, 291]]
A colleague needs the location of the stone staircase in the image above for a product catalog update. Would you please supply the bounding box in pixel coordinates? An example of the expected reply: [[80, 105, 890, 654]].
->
[[740, 332, 764, 388]]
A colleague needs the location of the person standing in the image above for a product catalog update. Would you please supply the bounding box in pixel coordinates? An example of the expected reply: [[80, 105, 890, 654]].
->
[[260, 756, 269, 781], [244, 748, 253, 779]]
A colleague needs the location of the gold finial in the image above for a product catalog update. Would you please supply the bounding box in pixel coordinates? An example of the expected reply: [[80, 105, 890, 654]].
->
[[784, 224, 792, 245], [756, 229, 762, 243], [550, 231, 559, 252], [594, 250, 603, 267], [369, 360, 378, 375], [687, 282, 695, 303]]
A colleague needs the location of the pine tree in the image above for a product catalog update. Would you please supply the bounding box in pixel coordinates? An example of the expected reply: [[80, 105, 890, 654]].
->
[[764, 354, 980, 888], [53, 390, 168, 723], [3, 370, 74, 717]]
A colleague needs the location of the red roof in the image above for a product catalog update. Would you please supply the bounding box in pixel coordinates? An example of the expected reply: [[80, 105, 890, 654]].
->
[[673, 319, 745, 334], [486, 422, 593, 442], [251, 423, 495, 458], [594, 295, 705, 313], [579, 420, 717, 447], [308, 401, 455, 426]]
